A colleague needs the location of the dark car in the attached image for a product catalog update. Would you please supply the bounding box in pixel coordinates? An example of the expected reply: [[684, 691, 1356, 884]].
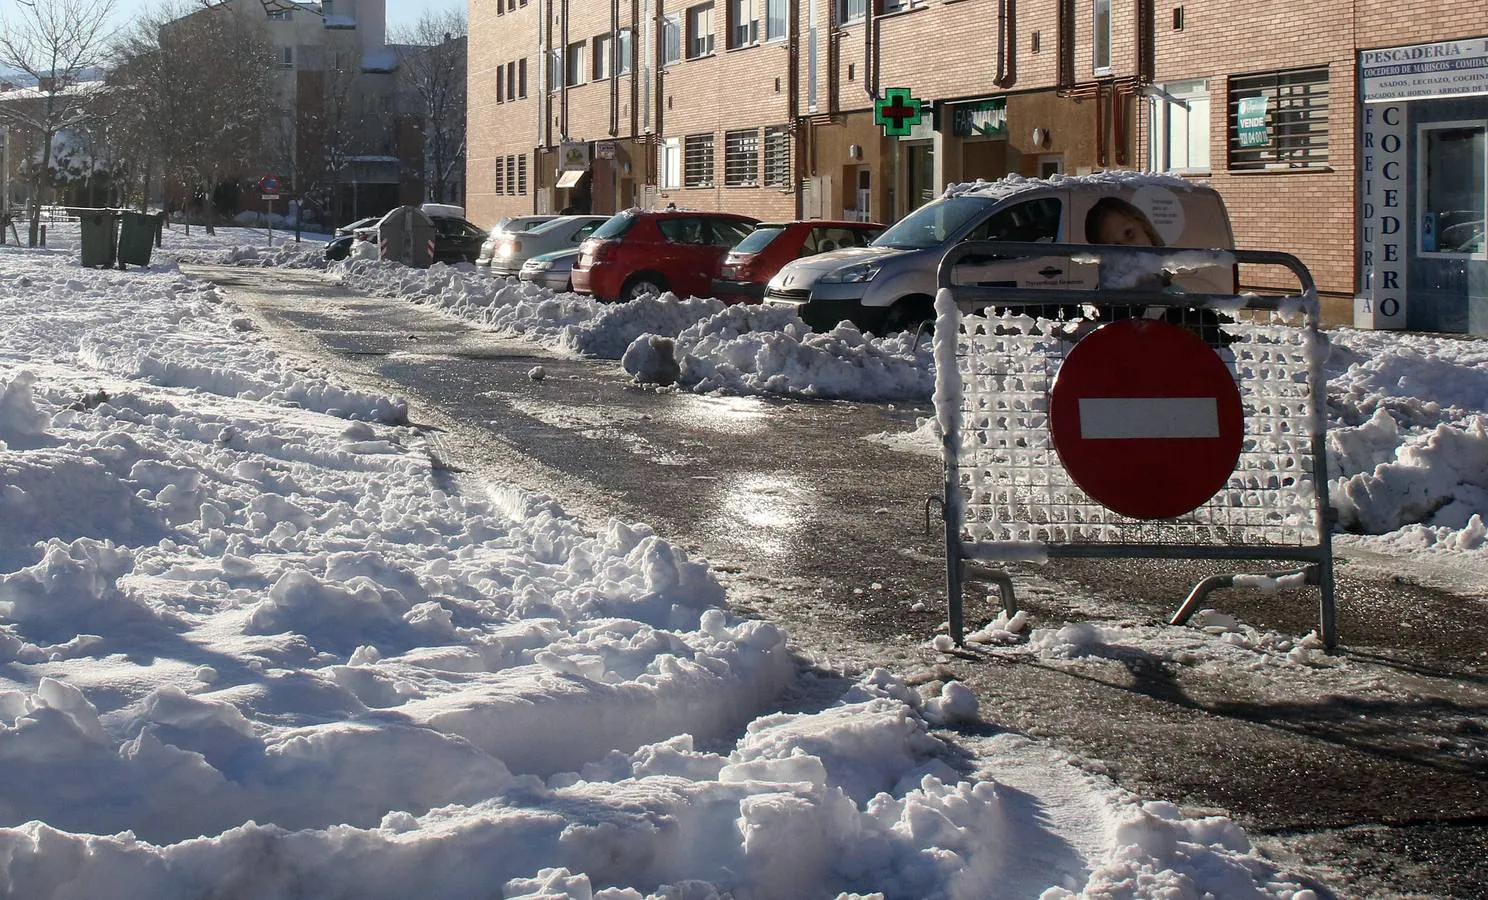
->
[[571, 209, 759, 302], [349, 209, 489, 266], [711, 219, 885, 304], [322, 216, 379, 261]]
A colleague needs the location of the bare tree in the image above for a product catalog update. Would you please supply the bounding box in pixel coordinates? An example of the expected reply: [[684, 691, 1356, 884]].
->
[[109, 1, 279, 233], [392, 9, 467, 205], [0, 0, 118, 245]]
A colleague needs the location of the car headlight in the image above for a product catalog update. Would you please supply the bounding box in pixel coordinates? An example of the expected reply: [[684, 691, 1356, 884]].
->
[[818, 262, 882, 284], [524, 260, 552, 272]]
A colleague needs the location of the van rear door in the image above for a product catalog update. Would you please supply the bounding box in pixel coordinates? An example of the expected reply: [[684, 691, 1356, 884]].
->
[[1067, 186, 1237, 292]]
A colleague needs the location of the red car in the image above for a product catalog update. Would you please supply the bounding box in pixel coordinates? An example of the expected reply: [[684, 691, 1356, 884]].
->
[[711, 219, 886, 304], [572, 209, 759, 302]]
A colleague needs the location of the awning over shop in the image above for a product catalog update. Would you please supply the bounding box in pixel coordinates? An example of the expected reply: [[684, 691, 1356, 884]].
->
[[555, 170, 586, 189]]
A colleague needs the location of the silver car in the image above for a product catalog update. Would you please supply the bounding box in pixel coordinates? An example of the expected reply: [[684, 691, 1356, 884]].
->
[[475, 214, 563, 270], [518, 248, 580, 292], [488, 215, 609, 279]]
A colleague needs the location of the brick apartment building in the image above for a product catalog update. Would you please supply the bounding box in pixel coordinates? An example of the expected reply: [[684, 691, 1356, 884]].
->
[[469, 0, 1488, 334]]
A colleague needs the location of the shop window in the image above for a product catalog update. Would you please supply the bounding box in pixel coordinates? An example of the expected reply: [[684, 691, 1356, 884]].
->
[[662, 16, 682, 65], [1227, 68, 1329, 171], [617, 29, 633, 75], [1148, 80, 1210, 173], [728, 0, 759, 48], [1093, 0, 1111, 73], [684, 133, 715, 187], [593, 34, 611, 81], [661, 137, 683, 189], [566, 41, 586, 86], [1419, 123, 1486, 257], [765, 0, 787, 41], [687, 4, 715, 58], [840, 0, 866, 23], [724, 128, 760, 186], [763, 126, 791, 186]]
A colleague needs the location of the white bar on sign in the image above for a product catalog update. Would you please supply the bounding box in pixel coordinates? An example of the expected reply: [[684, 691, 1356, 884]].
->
[[1079, 397, 1219, 439]]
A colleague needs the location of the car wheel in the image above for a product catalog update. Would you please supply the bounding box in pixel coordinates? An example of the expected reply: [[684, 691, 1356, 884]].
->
[[622, 275, 667, 301], [883, 297, 935, 337]]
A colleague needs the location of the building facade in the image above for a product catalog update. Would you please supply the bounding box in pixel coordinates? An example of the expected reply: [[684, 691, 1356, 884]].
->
[[468, 0, 1488, 334]]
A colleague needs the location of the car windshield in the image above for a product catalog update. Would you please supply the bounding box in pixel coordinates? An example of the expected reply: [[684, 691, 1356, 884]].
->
[[732, 226, 786, 254], [590, 212, 634, 240], [872, 197, 991, 249]]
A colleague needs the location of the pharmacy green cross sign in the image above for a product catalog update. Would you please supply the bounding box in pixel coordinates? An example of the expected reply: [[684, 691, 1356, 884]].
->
[[874, 88, 925, 137]]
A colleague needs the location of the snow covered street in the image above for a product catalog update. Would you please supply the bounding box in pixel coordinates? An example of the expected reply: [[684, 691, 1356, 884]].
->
[[0, 225, 1483, 898]]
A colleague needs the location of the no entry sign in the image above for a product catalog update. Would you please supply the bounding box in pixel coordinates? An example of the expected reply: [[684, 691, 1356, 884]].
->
[[1049, 318, 1243, 519]]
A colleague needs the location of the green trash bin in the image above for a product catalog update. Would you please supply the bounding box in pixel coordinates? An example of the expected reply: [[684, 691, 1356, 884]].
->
[[117, 210, 157, 268], [79, 210, 118, 268]]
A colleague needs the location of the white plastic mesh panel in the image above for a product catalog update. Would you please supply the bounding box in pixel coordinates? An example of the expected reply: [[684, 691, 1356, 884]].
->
[[953, 308, 1322, 548]]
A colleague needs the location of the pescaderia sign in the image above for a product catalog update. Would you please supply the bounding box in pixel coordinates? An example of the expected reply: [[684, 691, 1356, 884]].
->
[[1361, 37, 1488, 103]]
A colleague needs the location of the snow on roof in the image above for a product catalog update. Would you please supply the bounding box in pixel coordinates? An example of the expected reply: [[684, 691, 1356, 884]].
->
[[943, 170, 1209, 202]]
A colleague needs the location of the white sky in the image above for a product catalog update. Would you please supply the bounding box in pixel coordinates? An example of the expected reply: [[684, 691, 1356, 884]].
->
[[0, 214, 1482, 897]]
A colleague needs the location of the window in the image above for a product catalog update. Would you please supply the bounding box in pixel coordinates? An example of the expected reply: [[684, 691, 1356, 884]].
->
[[496, 157, 507, 195], [280, 47, 294, 69], [840, 0, 866, 23], [1148, 80, 1210, 173], [323, 0, 333, 14], [709, 218, 754, 246], [549, 49, 562, 91], [763, 126, 790, 186], [662, 16, 682, 65], [507, 157, 517, 196], [267, 9, 292, 21], [687, 4, 715, 59], [724, 128, 760, 186], [1419, 123, 1486, 257], [659, 217, 707, 243], [507, 61, 517, 100], [963, 198, 1063, 243], [497, 66, 505, 102], [517, 155, 529, 195], [497, 0, 505, 13], [1227, 68, 1329, 171], [518, 58, 528, 97], [660, 137, 682, 189], [593, 34, 611, 81], [566, 41, 586, 86], [728, 0, 759, 49], [684, 133, 715, 187], [617, 29, 633, 74], [1093, 0, 1111, 73], [765, 0, 787, 40]]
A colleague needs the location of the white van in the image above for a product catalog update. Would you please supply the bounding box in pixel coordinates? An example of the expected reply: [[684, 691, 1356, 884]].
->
[[763, 172, 1236, 334]]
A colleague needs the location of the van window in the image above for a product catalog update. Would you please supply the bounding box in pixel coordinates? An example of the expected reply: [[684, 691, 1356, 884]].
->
[[873, 196, 995, 249], [658, 217, 706, 244], [734, 226, 787, 254], [962, 198, 1062, 243]]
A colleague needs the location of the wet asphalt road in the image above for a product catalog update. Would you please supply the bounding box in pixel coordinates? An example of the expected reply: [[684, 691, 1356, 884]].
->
[[190, 264, 1488, 899]]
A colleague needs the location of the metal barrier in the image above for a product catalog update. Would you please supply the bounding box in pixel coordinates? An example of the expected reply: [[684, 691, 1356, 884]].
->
[[934, 241, 1336, 650]]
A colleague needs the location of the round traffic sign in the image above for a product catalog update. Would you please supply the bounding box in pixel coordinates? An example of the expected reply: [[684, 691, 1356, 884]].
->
[[1048, 318, 1243, 519], [258, 174, 282, 194]]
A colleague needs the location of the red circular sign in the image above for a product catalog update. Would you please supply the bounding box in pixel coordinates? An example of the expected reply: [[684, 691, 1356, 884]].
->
[[258, 174, 282, 194], [1049, 318, 1243, 519]]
